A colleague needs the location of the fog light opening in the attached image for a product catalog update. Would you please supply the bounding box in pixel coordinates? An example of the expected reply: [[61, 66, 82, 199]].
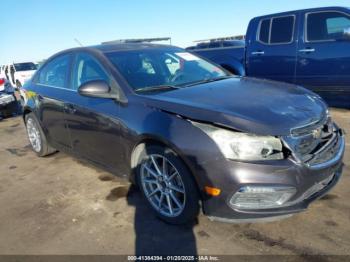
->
[[230, 186, 296, 210]]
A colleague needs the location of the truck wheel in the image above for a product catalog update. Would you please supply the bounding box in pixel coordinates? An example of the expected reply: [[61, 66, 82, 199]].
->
[[25, 113, 56, 157], [136, 145, 200, 224]]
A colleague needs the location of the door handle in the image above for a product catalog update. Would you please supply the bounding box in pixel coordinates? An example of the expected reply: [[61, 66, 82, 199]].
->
[[251, 51, 265, 55], [64, 104, 76, 114], [299, 48, 315, 53]]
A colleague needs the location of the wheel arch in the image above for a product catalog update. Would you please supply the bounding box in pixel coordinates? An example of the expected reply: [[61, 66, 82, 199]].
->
[[22, 107, 32, 122], [220, 60, 245, 76], [208, 54, 245, 76], [129, 135, 204, 199]]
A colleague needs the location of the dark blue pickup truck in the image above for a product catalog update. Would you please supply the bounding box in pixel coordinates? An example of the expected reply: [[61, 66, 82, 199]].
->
[[188, 6, 350, 108]]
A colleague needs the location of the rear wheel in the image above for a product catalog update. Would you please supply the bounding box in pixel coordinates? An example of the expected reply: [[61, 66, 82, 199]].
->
[[136, 145, 200, 224], [25, 113, 56, 157]]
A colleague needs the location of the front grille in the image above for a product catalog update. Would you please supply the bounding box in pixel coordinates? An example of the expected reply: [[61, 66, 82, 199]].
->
[[283, 117, 343, 167], [306, 132, 342, 166]]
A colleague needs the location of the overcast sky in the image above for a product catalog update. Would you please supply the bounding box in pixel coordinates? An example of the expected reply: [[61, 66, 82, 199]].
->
[[1, 0, 350, 64]]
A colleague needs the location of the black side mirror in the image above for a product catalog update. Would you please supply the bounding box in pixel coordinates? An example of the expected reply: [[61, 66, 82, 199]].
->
[[78, 80, 114, 98]]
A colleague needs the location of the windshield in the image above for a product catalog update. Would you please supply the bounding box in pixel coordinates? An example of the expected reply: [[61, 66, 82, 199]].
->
[[14, 62, 37, 72], [106, 48, 229, 91]]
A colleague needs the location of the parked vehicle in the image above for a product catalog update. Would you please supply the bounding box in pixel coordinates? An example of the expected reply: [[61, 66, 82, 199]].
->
[[4, 62, 37, 105], [189, 6, 350, 108], [4, 62, 37, 88], [0, 66, 5, 78], [23, 44, 344, 224], [0, 78, 18, 118]]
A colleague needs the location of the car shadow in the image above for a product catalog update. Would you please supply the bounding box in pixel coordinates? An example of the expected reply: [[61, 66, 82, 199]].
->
[[126, 184, 198, 256]]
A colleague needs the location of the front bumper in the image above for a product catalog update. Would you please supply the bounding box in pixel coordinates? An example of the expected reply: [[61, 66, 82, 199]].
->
[[198, 133, 345, 222]]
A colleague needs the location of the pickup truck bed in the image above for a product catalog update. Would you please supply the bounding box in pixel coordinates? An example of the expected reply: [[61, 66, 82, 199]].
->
[[193, 46, 245, 76]]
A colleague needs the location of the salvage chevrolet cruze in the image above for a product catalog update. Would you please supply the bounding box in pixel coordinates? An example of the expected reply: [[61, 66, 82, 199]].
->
[[23, 44, 345, 224]]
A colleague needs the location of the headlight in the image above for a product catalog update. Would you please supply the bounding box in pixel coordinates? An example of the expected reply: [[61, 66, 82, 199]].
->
[[192, 122, 284, 161]]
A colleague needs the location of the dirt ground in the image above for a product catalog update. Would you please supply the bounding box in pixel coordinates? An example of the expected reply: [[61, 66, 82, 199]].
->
[[0, 108, 349, 257]]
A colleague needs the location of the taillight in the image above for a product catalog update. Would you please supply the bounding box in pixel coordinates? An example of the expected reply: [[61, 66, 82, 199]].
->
[[0, 78, 5, 86]]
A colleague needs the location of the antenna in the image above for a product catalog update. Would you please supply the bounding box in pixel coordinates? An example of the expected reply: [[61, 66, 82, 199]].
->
[[74, 38, 84, 47]]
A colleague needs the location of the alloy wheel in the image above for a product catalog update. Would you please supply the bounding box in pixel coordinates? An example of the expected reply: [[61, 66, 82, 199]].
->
[[140, 154, 186, 217], [26, 118, 41, 152]]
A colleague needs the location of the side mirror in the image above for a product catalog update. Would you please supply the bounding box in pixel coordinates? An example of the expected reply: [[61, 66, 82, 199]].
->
[[342, 27, 350, 40], [78, 80, 113, 98]]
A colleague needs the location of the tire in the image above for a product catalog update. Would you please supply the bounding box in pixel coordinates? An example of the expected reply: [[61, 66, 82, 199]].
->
[[25, 113, 56, 157], [136, 145, 200, 224]]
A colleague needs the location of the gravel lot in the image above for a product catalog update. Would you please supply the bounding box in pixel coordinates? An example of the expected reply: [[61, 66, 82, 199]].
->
[[0, 108, 349, 257]]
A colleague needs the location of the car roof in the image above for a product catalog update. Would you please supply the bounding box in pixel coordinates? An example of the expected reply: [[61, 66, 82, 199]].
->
[[51, 43, 181, 60], [92, 43, 176, 52], [254, 6, 349, 19]]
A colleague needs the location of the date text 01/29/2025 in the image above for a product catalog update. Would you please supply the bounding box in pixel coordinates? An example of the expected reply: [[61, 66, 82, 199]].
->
[[127, 255, 219, 261]]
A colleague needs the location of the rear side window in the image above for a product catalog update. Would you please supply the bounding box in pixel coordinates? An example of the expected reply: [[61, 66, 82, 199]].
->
[[259, 19, 270, 43], [258, 15, 294, 44], [271, 16, 294, 43], [37, 54, 70, 88], [307, 11, 350, 42]]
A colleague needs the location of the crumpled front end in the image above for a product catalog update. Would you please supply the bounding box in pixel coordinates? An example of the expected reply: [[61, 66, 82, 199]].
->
[[195, 115, 345, 222]]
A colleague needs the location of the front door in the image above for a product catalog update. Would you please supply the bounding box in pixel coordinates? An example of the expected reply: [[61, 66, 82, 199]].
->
[[63, 52, 124, 170], [246, 14, 298, 84], [296, 10, 350, 107]]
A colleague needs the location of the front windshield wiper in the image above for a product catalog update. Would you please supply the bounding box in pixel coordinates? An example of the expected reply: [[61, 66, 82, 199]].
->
[[134, 85, 180, 93], [180, 76, 234, 88]]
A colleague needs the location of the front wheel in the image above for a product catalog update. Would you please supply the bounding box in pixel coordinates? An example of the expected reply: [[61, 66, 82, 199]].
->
[[136, 145, 200, 224], [25, 113, 56, 157]]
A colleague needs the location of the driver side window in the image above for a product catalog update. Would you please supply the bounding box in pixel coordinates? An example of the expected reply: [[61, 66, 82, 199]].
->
[[307, 11, 350, 41], [72, 53, 109, 90]]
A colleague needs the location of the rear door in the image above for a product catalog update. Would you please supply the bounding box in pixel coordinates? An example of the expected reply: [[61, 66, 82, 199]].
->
[[246, 13, 298, 83], [34, 53, 73, 149], [296, 9, 350, 107]]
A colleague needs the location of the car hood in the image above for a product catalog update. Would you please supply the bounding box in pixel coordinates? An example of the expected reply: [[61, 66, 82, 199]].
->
[[142, 77, 327, 136]]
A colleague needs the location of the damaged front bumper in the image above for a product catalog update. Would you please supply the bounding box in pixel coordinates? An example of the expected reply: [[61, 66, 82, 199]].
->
[[198, 128, 345, 222]]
